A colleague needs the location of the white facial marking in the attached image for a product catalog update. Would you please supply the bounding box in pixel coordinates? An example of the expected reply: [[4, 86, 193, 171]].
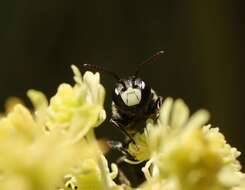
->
[[121, 87, 142, 106]]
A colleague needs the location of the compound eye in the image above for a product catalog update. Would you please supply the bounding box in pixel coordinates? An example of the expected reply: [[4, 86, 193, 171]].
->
[[140, 81, 145, 89], [115, 83, 125, 95], [134, 79, 145, 89]]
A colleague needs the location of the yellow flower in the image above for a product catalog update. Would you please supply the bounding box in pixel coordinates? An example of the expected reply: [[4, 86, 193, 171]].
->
[[60, 132, 122, 190], [27, 89, 49, 126], [47, 65, 106, 140], [138, 179, 177, 190], [0, 104, 40, 142], [4, 96, 24, 113], [0, 66, 114, 190], [67, 156, 119, 190], [0, 105, 83, 190], [138, 97, 244, 190], [232, 176, 245, 190], [127, 97, 209, 163], [127, 123, 152, 163]]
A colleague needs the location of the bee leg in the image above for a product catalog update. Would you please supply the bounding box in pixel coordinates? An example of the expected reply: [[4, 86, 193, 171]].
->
[[156, 96, 163, 109], [118, 168, 131, 186], [107, 141, 134, 186], [151, 96, 163, 121], [107, 140, 136, 161], [110, 119, 137, 145]]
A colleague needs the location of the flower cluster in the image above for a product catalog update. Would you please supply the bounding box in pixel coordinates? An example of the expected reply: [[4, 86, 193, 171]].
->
[[0, 66, 244, 190], [0, 66, 121, 190], [129, 98, 245, 190]]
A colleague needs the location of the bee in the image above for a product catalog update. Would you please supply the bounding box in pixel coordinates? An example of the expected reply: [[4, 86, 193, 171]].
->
[[83, 51, 164, 161]]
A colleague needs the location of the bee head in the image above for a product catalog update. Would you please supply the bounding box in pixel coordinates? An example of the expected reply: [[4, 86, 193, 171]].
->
[[112, 77, 151, 108], [83, 50, 164, 109]]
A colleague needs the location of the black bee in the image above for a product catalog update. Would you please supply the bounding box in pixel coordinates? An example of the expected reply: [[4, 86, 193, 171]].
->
[[83, 51, 164, 161]]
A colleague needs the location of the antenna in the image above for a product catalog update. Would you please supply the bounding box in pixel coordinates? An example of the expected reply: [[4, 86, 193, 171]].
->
[[134, 50, 164, 77], [83, 64, 121, 81]]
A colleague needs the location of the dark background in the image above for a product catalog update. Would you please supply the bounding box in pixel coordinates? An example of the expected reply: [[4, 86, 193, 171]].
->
[[0, 0, 244, 166]]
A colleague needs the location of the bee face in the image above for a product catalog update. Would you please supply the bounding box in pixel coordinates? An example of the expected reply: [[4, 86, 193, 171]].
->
[[112, 77, 151, 108]]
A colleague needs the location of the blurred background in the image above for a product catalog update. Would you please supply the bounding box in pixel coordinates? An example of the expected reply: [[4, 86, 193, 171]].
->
[[0, 0, 244, 166]]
